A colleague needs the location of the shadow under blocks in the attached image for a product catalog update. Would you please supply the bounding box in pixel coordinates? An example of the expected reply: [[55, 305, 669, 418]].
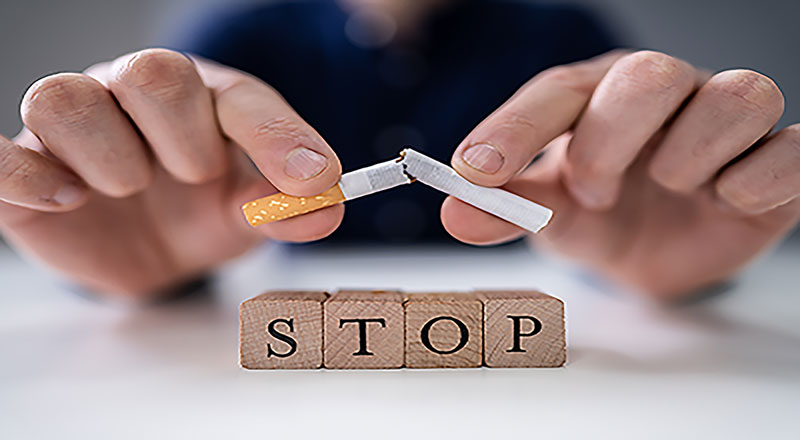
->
[[239, 290, 566, 369]]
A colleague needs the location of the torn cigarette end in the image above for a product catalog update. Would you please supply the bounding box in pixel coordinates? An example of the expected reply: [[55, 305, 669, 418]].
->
[[242, 185, 346, 227]]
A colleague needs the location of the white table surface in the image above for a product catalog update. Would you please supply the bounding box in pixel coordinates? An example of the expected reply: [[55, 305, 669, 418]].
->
[[1, 238, 799, 439]]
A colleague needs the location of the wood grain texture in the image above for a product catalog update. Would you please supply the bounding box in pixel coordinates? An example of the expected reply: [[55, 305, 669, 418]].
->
[[240, 291, 328, 369], [323, 290, 404, 369], [404, 293, 483, 368], [478, 290, 565, 368]]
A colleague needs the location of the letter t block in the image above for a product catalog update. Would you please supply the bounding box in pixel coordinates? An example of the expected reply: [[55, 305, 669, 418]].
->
[[323, 290, 405, 369], [240, 290, 329, 369], [478, 290, 566, 368]]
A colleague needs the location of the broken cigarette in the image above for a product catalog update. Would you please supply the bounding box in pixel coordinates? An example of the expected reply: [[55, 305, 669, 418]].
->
[[242, 148, 553, 233], [242, 156, 411, 225]]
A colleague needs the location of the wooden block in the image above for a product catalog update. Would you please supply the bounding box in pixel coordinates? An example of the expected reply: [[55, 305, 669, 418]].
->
[[478, 290, 565, 368], [240, 290, 328, 369], [404, 293, 483, 368], [323, 290, 404, 369]]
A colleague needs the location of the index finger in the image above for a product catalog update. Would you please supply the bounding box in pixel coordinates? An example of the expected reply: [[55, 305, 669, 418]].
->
[[193, 57, 342, 197], [451, 50, 626, 187]]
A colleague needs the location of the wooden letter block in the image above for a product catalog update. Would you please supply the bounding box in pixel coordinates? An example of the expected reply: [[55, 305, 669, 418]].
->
[[240, 290, 328, 369], [478, 290, 565, 368], [404, 293, 483, 368], [324, 290, 404, 369]]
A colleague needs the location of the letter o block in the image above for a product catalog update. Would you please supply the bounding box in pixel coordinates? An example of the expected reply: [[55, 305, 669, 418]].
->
[[479, 290, 565, 368], [324, 290, 405, 369], [404, 293, 483, 368], [240, 291, 329, 369]]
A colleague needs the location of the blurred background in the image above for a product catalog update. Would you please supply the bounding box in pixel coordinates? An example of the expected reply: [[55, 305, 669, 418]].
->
[[2, 0, 799, 136], [2, 5, 798, 437], [0, 0, 798, 241]]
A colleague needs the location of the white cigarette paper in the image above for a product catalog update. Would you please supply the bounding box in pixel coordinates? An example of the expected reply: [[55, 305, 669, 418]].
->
[[339, 158, 411, 200], [401, 148, 553, 233]]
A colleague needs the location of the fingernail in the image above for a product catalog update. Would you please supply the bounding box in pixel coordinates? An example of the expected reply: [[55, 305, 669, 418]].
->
[[461, 143, 504, 174], [51, 184, 85, 206], [284, 147, 328, 180]]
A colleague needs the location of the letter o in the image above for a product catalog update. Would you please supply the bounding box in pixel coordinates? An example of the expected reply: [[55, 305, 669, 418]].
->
[[420, 316, 469, 355]]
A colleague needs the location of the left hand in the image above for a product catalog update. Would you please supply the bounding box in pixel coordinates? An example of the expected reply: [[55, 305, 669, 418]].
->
[[442, 50, 800, 299]]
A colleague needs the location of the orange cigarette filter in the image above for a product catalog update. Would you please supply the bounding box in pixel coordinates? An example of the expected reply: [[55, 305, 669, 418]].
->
[[242, 186, 347, 227]]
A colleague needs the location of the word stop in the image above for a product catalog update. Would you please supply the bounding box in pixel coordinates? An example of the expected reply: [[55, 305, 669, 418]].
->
[[240, 290, 565, 369]]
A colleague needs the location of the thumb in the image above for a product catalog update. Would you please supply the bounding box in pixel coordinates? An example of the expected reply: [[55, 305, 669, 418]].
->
[[225, 148, 344, 243], [441, 134, 579, 245], [193, 56, 342, 197]]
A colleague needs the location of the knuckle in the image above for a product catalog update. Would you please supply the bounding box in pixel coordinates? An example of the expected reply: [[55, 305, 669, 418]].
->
[[565, 141, 617, 178], [0, 146, 35, 188], [496, 108, 540, 133], [3, 160, 36, 190], [170, 159, 226, 185], [716, 173, 762, 213], [251, 116, 307, 144], [536, 65, 596, 96], [104, 170, 152, 198], [579, 160, 611, 177], [706, 70, 785, 119], [614, 50, 693, 91], [90, 160, 153, 198], [567, 148, 610, 177], [21, 73, 108, 129], [112, 48, 198, 103], [647, 161, 691, 194]]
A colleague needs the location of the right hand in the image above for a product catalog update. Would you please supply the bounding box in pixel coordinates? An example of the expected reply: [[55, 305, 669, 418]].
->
[[0, 49, 343, 299]]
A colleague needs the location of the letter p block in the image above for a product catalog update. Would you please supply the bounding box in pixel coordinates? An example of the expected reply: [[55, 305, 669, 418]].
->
[[478, 290, 565, 368]]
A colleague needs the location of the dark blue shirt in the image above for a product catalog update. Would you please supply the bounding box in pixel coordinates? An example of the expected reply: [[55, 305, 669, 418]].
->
[[179, 0, 618, 243]]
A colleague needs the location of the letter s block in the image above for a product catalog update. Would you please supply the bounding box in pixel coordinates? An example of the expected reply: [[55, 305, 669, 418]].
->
[[324, 290, 404, 369], [478, 290, 565, 368], [404, 293, 483, 368], [240, 291, 329, 369]]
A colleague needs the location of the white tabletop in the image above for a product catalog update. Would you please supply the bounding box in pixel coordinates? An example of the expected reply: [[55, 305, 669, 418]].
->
[[1, 239, 798, 439]]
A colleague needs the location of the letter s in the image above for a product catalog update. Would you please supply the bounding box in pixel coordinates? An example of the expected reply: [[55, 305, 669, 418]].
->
[[266, 318, 297, 358]]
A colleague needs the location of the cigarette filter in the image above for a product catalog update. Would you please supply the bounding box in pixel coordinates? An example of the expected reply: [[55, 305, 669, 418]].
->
[[242, 149, 553, 233]]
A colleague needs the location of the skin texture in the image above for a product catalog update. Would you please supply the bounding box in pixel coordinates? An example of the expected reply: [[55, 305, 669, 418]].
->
[[0, 45, 798, 301], [443, 51, 800, 299], [0, 50, 344, 299]]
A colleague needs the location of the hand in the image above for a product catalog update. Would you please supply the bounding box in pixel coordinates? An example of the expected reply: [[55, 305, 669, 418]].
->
[[443, 50, 800, 299], [0, 49, 343, 299]]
